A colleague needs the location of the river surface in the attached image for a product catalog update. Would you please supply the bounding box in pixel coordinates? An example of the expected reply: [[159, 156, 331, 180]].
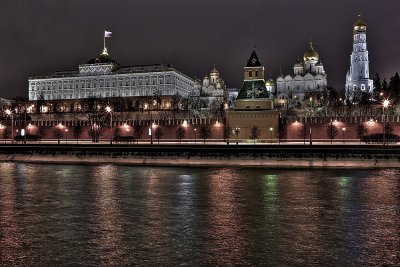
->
[[0, 163, 399, 266]]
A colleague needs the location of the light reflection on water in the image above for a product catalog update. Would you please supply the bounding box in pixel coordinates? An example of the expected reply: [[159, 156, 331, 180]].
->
[[0, 163, 399, 266]]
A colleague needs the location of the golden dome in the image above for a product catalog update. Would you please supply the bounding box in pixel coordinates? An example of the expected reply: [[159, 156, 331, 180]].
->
[[265, 79, 275, 86], [353, 15, 367, 33], [303, 42, 319, 62], [210, 66, 219, 76]]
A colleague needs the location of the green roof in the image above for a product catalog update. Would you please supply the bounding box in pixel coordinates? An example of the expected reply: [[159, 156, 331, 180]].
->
[[237, 80, 270, 100]]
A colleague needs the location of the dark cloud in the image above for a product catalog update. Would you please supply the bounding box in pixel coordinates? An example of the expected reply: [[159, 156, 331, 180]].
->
[[0, 0, 399, 98]]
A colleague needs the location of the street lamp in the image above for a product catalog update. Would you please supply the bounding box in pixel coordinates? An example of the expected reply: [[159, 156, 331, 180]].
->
[[56, 123, 63, 144], [342, 127, 346, 144], [105, 106, 113, 145], [383, 99, 390, 146], [147, 123, 153, 145], [194, 128, 197, 144], [269, 127, 274, 144], [234, 127, 240, 145], [5, 109, 13, 144], [65, 128, 68, 144]]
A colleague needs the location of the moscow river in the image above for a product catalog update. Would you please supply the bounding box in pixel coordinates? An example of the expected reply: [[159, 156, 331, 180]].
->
[[0, 162, 399, 266]]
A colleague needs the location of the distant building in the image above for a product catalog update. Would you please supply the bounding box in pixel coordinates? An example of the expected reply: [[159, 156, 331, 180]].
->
[[345, 15, 374, 102], [28, 47, 195, 103], [276, 42, 327, 105], [194, 66, 226, 98]]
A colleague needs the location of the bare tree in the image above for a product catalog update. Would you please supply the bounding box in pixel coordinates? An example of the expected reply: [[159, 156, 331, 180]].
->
[[53, 127, 64, 144], [224, 125, 233, 144], [249, 126, 261, 145], [176, 125, 185, 144], [356, 123, 368, 144], [298, 124, 309, 145], [327, 123, 338, 145], [2, 127, 11, 143], [154, 127, 163, 144], [133, 124, 143, 144], [199, 124, 211, 144], [73, 125, 83, 144]]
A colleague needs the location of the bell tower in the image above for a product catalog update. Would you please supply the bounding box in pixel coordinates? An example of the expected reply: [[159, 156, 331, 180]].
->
[[345, 15, 374, 102]]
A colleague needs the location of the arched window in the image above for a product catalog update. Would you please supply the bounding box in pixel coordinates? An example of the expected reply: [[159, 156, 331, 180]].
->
[[249, 71, 252, 77]]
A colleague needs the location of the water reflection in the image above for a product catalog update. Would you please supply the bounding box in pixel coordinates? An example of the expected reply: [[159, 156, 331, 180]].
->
[[0, 163, 23, 265], [91, 165, 125, 266], [0, 164, 398, 266], [359, 169, 400, 265], [205, 168, 247, 266]]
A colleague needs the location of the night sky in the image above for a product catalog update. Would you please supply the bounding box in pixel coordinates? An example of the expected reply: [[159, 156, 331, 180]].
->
[[1, 0, 399, 99]]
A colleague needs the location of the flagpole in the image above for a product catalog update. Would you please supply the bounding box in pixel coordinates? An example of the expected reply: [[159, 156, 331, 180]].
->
[[103, 30, 105, 50]]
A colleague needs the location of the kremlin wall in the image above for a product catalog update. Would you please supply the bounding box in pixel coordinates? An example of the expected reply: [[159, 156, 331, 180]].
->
[[1, 16, 398, 144]]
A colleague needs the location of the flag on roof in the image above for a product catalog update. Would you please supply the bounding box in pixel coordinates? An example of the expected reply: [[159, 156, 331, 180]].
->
[[105, 30, 112, 38]]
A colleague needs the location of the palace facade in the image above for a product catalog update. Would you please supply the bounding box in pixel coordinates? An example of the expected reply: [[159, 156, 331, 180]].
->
[[28, 48, 195, 102]]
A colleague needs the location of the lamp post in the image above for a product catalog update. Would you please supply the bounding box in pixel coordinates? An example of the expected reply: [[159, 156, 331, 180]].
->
[[65, 128, 68, 144], [383, 99, 389, 146], [269, 127, 274, 144], [106, 106, 113, 145], [5, 109, 13, 144], [194, 128, 197, 144], [56, 123, 63, 145], [149, 125, 153, 145], [309, 124, 312, 145], [342, 127, 346, 144], [234, 127, 240, 145]]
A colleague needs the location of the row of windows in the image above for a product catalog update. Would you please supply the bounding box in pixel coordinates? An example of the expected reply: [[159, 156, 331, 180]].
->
[[31, 76, 193, 92], [33, 87, 193, 100], [29, 74, 185, 90]]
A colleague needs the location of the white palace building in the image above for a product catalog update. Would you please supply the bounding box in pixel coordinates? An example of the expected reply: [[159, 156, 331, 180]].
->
[[28, 47, 195, 101]]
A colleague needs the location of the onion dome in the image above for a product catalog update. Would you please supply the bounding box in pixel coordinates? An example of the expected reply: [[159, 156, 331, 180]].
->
[[210, 65, 220, 76], [303, 42, 319, 62], [353, 15, 367, 33]]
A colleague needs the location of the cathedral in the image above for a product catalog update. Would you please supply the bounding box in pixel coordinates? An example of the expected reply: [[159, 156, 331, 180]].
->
[[194, 66, 226, 97], [276, 42, 327, 105], [345, 16, 374, 102]]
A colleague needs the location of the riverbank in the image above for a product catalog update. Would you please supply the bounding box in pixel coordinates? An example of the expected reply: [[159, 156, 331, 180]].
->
[[1, 144, 400, 168], [1, 154, 399, 169]]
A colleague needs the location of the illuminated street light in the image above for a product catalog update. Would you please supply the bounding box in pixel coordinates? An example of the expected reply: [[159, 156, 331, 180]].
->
[[383, 99, 390, 146], [106, 106, 113, 145], [194, 128, 197, 144], [65, 128, 68, 144], [5, 109, 14, 144], [56, 123, 63, 144], [342, 127, 346, 144], [269, 127, 274, 144]]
